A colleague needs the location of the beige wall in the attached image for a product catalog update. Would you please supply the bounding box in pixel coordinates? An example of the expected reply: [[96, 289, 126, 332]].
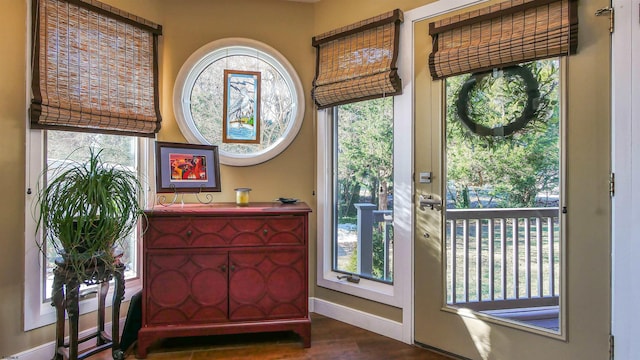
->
[[0, 0, 315, 356], [0, 0, 31, 355], [313, 0, 435, 34], [156, 0, 316, 208]]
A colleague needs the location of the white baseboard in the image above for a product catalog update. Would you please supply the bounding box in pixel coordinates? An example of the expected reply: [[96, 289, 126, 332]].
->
[[309, 297, 407, 343], [6, 319, 125, 360]]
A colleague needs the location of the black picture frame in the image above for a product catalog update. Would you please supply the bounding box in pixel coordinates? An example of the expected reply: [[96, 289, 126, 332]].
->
[[155, 141, 221, 193]]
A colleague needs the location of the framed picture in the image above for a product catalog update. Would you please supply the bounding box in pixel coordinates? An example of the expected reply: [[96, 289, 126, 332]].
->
[[222, 69, 261, 144], [155, 141, 221, 193]]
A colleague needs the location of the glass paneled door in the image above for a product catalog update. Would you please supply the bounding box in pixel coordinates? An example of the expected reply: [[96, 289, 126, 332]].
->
[[444, 60, 561, 331], [412, 1, 611, 358]]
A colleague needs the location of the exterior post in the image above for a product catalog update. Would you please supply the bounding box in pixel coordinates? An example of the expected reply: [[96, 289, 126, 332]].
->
[[355, 203, 377, 277]]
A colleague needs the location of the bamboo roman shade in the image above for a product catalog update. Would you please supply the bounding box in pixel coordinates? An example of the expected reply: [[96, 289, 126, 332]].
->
[[428, 0, 578, 80], [30, 0, 163, 137], [312, 9, 403, 109]]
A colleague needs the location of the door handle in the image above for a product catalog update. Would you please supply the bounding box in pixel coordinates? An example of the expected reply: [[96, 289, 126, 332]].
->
[[419, 194, 442, 211]]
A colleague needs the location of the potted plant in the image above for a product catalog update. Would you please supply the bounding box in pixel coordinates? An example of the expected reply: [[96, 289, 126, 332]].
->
[[35, 148, 145, 279]]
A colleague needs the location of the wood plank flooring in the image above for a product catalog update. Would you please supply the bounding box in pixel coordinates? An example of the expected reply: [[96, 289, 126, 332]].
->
[[86, 313, 453, 359]]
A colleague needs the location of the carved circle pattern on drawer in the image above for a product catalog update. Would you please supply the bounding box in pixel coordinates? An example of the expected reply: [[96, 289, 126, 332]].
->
[[267, 266, 303, 302], [191, 269, 227, 305], [147, 305, 188, 324], [224, 217, 304, 245], [148, 296, 227, 324], [145, 218, 192, 247], [229, 267, 266, 302], [219, 221, 263, 245], [146, 216, 305, 248]]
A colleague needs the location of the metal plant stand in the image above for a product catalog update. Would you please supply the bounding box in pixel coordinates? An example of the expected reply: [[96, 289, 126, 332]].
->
[[51, 256, 125, 360]]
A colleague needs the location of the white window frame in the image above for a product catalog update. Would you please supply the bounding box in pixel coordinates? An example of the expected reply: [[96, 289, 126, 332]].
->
[[23, 129, 151, 330], [173, 37, 305, 167], [316, 99, 411, 307], [316, 0, 489, 344]]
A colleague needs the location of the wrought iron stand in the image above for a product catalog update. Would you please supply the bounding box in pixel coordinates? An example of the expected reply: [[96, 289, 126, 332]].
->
[[51, 257, 125, 360]]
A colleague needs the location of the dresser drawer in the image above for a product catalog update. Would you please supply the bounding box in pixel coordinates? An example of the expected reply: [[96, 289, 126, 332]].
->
[[144, 215, 305, 249]]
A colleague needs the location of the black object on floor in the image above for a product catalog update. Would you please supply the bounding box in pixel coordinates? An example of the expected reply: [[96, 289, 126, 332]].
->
[[120, 290, 142, 352]]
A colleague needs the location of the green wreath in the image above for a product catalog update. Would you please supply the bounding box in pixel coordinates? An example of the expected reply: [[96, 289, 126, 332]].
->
[[455, 65, 540, 137]]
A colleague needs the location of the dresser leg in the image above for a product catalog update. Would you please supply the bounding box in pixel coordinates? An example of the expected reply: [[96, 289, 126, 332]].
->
[[296, 323, 312, 348], [136, 332, 151, 359]]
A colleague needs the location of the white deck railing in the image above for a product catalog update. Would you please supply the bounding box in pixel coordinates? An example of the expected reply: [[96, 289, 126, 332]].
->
[[446, 207, 560, 311], [351, 205, 559, 310]]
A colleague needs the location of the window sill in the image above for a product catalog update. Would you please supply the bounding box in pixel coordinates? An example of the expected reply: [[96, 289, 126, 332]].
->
[[318, 271, 400, 307]]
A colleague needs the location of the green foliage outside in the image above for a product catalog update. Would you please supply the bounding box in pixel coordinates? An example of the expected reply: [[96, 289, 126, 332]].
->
[[444, 60, 562, 306], [337, 97, 394, 219], [335, 60, 561, 291], [446, 60, 561, 209], [335, 97, 394, 281]]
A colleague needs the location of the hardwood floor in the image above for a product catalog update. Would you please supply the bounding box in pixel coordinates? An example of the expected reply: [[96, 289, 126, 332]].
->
[[86, 313, 452, 359]]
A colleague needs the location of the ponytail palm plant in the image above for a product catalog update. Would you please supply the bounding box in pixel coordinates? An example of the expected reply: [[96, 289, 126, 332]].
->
[[35, 148, 144, 278]]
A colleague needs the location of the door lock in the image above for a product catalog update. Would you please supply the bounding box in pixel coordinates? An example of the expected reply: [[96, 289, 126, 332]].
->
[[419, 194, 442, 211]]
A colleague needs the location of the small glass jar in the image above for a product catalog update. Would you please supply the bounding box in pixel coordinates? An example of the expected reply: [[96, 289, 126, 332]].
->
[[234, 188, 251, 206]]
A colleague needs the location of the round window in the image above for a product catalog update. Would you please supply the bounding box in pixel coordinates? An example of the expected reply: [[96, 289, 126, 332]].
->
[[173, 38, 305, 166]]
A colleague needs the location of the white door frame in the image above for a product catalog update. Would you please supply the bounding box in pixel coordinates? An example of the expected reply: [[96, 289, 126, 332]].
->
[[397, 0, 489, 345], [411, 1, 611, 358], [611, 0, 640, 358]]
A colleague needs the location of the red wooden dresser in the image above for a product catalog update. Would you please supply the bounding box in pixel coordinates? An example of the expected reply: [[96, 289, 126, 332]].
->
[[137, 202, 311, 358]]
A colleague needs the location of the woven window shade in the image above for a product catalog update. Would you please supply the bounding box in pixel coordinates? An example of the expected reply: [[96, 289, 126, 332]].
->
[[312, 9, 403, 109], [429, 0, 578, 80], [30, 0, 162, 137]]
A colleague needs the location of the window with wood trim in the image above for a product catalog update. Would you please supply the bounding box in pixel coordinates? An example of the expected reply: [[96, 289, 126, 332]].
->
[[314, 11, 409, 306], [428, 0, 578, 80], [25, 0, 155, 330], [312, 9, 403, 109], [30, 0, 162, 137]]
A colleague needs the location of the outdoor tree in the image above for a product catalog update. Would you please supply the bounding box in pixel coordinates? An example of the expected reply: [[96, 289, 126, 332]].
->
[[337, 97, 394, 218], [335, 97, 394, 281], [445, 60, 560, 209]]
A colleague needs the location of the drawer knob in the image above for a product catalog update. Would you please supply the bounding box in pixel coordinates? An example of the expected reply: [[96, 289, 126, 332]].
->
[[263, 228, 268, 235], [230, 264, 236, 272], [186, 230, 192, 237], [220, 264, 227, 273]]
